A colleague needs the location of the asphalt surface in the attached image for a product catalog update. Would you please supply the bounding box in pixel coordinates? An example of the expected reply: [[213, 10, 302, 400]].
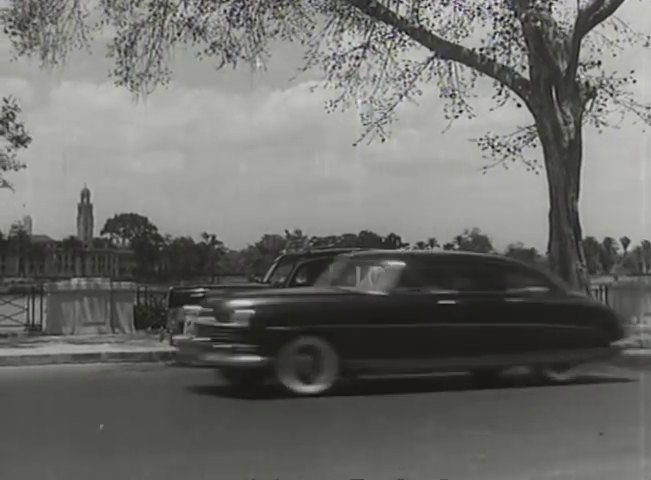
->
[[0, 363, 649, 480]]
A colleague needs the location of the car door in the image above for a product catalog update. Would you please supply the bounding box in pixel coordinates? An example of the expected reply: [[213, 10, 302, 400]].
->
[[299, 260, 407, 369], [396, 260, 501, 358], [492, 264, 586, 353], [310, 258, 439, 370], [448, 260, 565, 356], [359, 261, 469, 366]]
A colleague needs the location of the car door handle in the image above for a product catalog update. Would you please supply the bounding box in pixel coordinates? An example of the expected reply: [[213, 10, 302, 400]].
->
[[437, 299, 457, 305], [504, 297, 525, 302]]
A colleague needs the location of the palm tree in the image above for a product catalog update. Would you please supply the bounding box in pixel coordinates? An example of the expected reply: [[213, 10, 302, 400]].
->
[[414, 241, 427, 250], [620, 236, 631, 256], [641, 240, 651, 274], [0, 230, 7, 253], [581, 236, 603, 275], [600, 237, 619, 275], [200, 232, 225, 282]]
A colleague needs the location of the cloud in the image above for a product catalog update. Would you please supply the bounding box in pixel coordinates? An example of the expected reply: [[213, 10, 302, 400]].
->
[[0, 77, 35, 105], [0, 11, 649, 251]]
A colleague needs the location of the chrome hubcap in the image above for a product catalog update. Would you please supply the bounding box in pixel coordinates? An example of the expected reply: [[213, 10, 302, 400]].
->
[[276, 337, 339, 395], [290, 348, 322, 384]]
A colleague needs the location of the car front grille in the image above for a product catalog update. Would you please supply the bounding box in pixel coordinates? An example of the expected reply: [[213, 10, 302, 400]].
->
[[194, 324, 250, 344]]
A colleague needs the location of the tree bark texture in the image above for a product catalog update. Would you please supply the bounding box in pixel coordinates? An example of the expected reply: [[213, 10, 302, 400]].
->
[[534, 85, 591, 292]]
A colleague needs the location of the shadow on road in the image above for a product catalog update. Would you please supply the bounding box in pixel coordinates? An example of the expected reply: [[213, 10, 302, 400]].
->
[[184, 372, 635, 401]]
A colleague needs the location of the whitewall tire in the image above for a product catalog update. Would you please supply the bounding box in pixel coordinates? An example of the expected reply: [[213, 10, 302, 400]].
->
[[274, 335, 340, 396]]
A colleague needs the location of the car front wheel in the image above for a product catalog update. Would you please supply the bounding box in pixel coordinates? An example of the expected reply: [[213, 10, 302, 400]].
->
[[274, 335, 341, 396]]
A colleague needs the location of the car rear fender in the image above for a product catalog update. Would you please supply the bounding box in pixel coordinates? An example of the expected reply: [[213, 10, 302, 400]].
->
[[580, 301, 627, 342]]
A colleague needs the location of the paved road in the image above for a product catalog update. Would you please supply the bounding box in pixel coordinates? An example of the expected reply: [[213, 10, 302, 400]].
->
[[0, 363, 649, 480]]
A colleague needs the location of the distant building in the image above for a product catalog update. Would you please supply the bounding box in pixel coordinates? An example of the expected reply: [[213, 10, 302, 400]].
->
[[77, 185, 94, 247], [22, 215, 33, 236], [8, 220, 26, 237], [0, 186, 134, 280]]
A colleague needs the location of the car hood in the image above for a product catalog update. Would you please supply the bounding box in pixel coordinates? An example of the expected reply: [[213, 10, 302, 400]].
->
[[204, 283, 269, 292]]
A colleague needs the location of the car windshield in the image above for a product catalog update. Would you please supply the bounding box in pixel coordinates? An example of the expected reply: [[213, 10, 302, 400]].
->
[[262, 256, 296, 286], [314, 257, 406, 293]]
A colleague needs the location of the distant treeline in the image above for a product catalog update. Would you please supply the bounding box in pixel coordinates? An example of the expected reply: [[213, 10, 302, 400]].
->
[[2, 212, 649, 283]]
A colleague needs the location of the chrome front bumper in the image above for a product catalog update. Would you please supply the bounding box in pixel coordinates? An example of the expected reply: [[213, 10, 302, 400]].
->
[[175, 337, 270, 368]]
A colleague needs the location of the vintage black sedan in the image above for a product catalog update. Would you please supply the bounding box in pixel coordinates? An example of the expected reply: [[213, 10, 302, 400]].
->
[[175, 249, 626, 396]]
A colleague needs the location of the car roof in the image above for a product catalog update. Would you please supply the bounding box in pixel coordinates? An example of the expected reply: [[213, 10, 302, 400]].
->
[[341, 249, 526, 265], [276, 247, 366, 259], [341, 249, 570, 290], [168, 284, 224, 292]]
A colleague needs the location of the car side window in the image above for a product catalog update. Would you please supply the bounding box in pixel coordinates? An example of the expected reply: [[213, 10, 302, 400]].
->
[[446, 267, 504, 292], [396, 262, 555, 294], [395, 265, 498, 292], [333, 264, 372, 287], [394, 267, 423, 289], [289, 259, 332, 287]]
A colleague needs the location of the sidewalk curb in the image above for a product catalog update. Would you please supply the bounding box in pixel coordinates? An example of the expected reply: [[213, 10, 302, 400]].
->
[[0, 349, 177, 367], [0, 347, 649, 369]]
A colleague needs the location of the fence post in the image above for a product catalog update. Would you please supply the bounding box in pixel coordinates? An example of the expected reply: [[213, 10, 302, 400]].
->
[[109, 278, 114, 334], [30, 286, 35, 331], [39, 284, 44, 331], [25, 286, 32, 331]]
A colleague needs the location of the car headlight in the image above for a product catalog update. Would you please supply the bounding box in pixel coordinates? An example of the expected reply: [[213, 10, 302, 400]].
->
[[225, 309, 256, 327]]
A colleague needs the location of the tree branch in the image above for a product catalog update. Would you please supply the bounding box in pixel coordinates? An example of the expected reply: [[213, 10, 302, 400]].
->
[[583, 0, 627, 34], [344, 0, 531, 102], [473, 124, 541, 174], [568, 0, 627, 80]]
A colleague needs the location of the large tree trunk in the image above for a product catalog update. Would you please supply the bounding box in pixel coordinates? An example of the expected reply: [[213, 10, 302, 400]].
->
[[535, 93, 591, 293]]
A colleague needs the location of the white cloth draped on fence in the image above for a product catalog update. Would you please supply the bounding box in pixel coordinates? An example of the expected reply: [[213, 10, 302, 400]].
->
[[45, 278, 137, 335]]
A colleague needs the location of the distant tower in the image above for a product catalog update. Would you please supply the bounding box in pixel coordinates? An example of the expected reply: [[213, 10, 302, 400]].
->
[[76, 185, 94, 247], [22, 215, 33, 236]]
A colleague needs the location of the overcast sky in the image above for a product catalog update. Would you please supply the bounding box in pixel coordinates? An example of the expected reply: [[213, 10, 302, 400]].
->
[[0, 2, 649, 251]]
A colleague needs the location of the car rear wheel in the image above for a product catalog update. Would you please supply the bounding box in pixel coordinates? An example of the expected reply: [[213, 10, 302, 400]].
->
[[534, 363, 581, 383], [274, 335, 340, 396]]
